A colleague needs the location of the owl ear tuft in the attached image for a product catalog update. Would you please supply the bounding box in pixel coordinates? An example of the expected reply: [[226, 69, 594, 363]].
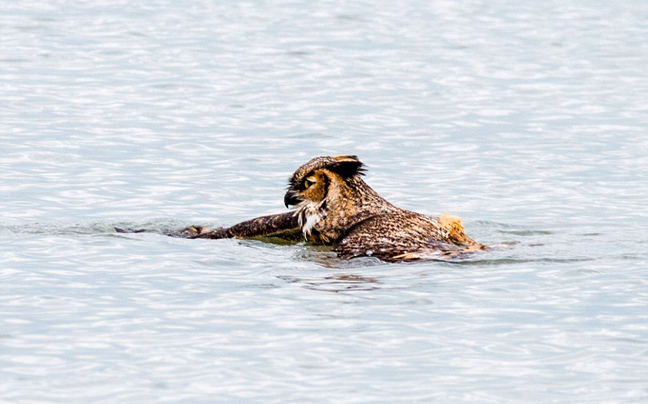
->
[[328, 155, 365, 178]]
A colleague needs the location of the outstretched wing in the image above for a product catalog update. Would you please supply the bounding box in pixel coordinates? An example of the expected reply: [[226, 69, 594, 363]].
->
[[188, 212, 301, 241]]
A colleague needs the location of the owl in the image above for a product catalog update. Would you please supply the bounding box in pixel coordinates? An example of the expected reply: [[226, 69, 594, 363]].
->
[[185, 155, 486, 262]]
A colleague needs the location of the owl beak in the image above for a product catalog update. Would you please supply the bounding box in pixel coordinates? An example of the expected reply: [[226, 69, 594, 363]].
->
[[284, 192, 300, 208]]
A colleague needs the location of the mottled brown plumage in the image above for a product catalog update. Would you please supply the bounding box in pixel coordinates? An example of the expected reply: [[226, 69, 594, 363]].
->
[[185, 212, 300, 241], [185, 155, 486, 262]]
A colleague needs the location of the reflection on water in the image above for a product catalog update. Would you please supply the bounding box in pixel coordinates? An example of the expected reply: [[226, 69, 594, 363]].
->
[[280, 273, 382, 293]]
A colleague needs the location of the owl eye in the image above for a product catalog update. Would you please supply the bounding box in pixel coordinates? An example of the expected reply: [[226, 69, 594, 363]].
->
[[304, 178, 316, 189]]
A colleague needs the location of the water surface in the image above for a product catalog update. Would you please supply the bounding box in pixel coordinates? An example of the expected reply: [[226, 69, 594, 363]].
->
[[1, 0, 647, 402]]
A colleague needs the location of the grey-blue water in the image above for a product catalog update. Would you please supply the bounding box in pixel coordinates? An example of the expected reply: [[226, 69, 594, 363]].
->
[[2, 1, 647, 402]]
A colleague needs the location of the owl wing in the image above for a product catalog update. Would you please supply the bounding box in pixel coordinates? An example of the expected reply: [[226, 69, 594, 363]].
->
[[334, 212, 485, 261], [187, 211, 301, 241]]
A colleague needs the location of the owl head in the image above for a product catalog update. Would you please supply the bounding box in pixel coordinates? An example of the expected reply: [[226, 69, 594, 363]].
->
[[284, 155, 365, 208], [283, 155, 396, 243]]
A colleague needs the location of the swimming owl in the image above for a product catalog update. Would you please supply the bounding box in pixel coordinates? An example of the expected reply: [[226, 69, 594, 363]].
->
[[185, 155, 486, 262]]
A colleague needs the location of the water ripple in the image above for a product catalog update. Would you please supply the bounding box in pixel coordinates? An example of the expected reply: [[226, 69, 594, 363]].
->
[[2, 0, 648, 402]]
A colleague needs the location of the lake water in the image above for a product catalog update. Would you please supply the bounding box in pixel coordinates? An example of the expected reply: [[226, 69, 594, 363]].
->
[[1, 0, 647, 402]]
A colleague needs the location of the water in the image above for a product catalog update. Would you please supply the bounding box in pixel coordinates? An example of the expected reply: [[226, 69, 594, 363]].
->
[[2, 0, 648, 402]]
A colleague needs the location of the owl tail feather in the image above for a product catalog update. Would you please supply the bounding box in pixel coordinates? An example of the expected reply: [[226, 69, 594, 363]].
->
[[439, 212, 487, 249]]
